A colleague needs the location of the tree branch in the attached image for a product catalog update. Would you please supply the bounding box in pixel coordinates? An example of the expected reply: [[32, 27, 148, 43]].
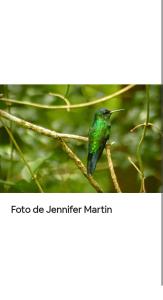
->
[[59, 138, 103, 193], [0, 109, 88, 142], [0, 84, 135, 110], [105, 144, 122, 193]]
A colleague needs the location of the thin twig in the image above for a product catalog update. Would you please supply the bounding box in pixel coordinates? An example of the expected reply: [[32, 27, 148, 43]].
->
[[128, 156, 142, 175], [136, 85, 150, 192], [0, 109, 102, 192], [0, 84, 135, 110], [130, 122, 163, 136], [65, 84, 70, 98], [49, 85, 71, 110], [105, 144, 122, 192], [0, 119, 44, 193], [130, 123, 151, 132], [49, 89, 71, 111]]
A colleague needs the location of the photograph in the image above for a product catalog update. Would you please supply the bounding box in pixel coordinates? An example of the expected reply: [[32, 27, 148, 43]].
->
[[0, 84, 161, 193]]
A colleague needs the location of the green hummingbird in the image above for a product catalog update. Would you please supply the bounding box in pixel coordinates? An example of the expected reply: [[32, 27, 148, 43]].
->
[[87, 108, 124, 175]]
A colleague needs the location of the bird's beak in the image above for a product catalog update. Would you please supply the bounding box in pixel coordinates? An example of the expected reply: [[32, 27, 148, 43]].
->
[[110, 109, 125, 114]]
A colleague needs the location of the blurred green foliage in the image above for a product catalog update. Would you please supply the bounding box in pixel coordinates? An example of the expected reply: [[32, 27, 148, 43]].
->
[[0, 84, 161, 192]]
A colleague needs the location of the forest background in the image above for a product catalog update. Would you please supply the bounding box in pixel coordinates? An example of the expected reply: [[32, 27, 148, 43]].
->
[[0, 84, 161, 193]]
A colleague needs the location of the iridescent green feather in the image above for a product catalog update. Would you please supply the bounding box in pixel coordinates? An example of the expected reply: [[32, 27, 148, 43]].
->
[[87, 109, 111, 175]]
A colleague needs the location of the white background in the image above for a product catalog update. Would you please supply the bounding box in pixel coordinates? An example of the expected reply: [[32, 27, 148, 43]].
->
[[0, 0, 161, 83], [0, 0, 162, 299], [0, 194, 162, 299]]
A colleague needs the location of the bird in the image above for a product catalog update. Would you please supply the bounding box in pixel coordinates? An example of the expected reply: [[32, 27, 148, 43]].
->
[[87, 107, 124, 175]]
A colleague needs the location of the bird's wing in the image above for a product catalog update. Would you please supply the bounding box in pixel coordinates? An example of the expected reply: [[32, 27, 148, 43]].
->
[[88, 124, 110, 153]]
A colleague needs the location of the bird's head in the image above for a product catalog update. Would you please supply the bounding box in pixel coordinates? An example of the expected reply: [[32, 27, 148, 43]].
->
[[95, 108, 124, 120]]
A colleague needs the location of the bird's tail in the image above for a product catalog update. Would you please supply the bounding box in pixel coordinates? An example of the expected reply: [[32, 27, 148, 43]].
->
[[87, 152, 99, 175]]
